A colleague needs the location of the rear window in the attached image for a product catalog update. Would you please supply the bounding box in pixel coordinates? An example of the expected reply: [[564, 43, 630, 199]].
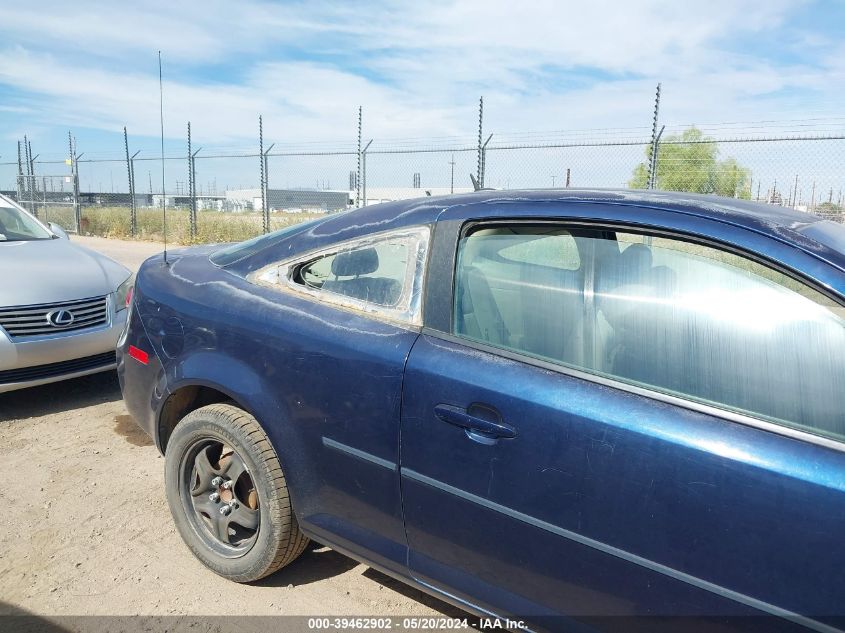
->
[[210, 216, 330, 266]]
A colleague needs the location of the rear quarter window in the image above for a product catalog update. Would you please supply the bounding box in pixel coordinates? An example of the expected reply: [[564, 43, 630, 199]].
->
[[210, 216, 329, 266]]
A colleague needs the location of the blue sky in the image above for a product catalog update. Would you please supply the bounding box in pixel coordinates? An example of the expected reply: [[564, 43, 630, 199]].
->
[[1, 0, 844, 163]]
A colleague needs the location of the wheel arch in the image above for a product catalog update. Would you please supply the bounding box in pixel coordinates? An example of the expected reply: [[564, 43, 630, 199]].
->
[[156, 380, 249, 452], [156, 352, 307, 521]]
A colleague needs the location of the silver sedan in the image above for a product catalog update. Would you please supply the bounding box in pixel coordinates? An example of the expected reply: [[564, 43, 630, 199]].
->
[[0, 193, 133, 393]]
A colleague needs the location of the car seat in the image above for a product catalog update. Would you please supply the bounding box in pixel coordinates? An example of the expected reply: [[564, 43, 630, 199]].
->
[[321, 248, 403, 307]]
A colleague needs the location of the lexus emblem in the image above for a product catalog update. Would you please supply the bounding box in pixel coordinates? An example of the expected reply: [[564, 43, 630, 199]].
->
[[46, 309, 75, 327]]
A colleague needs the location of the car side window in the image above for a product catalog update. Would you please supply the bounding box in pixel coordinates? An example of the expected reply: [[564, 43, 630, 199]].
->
[[454, 224, 845, 443], [497, 231, 580, 270], [454, 226, 588, 366], [298, 238, 411, 308], [250, 226, 430, 325]]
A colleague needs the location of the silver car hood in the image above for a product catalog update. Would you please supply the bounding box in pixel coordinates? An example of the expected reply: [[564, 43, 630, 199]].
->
[[0, 239, 131, 307]]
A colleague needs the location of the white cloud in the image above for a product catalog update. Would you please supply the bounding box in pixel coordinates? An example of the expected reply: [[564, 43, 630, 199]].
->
[[0, 0, 841, 160]]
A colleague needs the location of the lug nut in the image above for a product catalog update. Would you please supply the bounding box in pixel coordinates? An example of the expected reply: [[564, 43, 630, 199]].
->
[[219, 505, 231, 516], [230, 501, 239, 509], [209, 492, 220, 503], [211, 477, 223, 487], [221, 480, 233, 490]]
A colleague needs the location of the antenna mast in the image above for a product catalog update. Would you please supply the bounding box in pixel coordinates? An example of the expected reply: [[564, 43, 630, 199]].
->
[[159, 51, 168, 264]]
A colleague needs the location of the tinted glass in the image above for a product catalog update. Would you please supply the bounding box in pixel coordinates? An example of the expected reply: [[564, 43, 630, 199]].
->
[[454, 224, 845, 442], [454, 226, 588, 365]]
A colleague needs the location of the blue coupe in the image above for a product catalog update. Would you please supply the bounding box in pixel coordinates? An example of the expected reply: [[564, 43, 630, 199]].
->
[[119, 190, 845, 631]]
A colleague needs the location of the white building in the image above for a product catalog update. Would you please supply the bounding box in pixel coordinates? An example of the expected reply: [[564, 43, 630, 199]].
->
[[358, 187, 473, 206]]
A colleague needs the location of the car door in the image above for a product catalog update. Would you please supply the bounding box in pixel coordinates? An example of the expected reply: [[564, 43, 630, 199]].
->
[[400, 206, 845, 631]]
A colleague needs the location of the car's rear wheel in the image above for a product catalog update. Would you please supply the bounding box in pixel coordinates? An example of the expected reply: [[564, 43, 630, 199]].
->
[[164, 403, 309, 582]]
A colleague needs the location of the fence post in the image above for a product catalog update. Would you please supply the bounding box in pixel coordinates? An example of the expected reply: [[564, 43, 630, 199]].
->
[[42, 176, 48, 223], [259, 115, 269, 233], [29, 149, 40, 217], [186, 124, 202, 240], [647, 83, 662, 190], [361, 139, 373, 206], [356, 106, 362, 208], [476, 96, 483, 187], [188, 123, 203, 240], [16, 141, 23, 202], [69, 133, 82, 234], [481, 133, 492, 188], [129, 151, 139, 236], [648, 125, 665, 190], [23, 135, 33, 215], [124, 127, 136, 237], [192, 147, 201, 238], [187, 122, 193, 239], [263, 142, 273, 224], [23, 136, 30, 205], [28, 139, 38, 214]]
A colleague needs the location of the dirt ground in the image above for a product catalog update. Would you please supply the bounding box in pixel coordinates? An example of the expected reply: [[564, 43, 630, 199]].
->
[[72, 234, 168, 271], [0, 236, 468, 626]]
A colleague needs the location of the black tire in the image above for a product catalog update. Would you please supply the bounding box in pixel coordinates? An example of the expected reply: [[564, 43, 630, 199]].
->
[[164, 403, 309, 582]]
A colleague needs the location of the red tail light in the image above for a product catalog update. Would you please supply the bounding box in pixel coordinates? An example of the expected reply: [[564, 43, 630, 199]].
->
[[128, 345, 148, 365], [125, 285, 134, 308]]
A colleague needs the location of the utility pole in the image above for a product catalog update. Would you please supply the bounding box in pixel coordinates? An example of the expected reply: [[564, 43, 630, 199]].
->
[[565, 168, 571, 188], [449, 154, 455, 194]]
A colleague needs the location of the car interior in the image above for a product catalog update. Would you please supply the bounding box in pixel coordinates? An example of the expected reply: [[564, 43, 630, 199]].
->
[[454, 226, 845, 437], [298, 246, 404, 308]]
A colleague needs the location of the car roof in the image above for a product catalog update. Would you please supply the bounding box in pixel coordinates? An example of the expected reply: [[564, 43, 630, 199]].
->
[[320, 188, 845, 272]]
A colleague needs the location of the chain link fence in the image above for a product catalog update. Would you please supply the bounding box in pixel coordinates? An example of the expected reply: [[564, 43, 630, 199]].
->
[[3, 129, 844, 243]]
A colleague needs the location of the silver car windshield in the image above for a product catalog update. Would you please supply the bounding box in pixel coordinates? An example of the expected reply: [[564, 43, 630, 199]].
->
[[0, 203, 52, 241]]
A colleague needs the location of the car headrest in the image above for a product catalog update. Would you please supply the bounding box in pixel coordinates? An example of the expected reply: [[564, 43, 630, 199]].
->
[[619, 243, 653, 275], [331, 248, 379, 277]]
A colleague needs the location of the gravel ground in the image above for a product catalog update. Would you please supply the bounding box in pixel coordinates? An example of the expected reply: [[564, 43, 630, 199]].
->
[[0, 236, 467, 627]]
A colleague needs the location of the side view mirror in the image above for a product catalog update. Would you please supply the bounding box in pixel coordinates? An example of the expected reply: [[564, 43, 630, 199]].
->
[[48, 222, 69, 239]]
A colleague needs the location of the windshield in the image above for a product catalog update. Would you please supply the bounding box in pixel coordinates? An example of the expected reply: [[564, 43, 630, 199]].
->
[[0, 202, 52, 241]]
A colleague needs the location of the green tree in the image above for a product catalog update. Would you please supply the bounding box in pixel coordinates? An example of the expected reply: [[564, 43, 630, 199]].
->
[[629, 127, 752, 199], [816, 201, 843, 215]]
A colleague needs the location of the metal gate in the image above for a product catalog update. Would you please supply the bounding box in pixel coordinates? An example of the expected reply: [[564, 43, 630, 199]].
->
[[16, 170, 81, 233]]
